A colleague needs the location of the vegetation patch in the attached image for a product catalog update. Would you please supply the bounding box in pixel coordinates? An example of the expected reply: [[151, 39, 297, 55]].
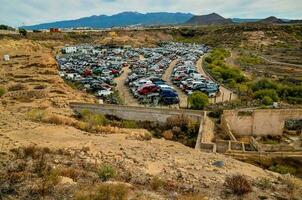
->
[[0, 86, 6, 97], [188, 91, 209, 110], [224, 174, 252, 195], [98, 163, 116, 182], [205, 48, 246, 89]]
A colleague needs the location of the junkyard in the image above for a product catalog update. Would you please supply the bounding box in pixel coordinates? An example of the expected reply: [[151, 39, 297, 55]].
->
[[57, 42, 221, 107]]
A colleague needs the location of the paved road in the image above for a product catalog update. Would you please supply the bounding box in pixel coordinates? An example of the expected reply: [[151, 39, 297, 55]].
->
[[196, 55, 237, 103], [162, 59, 188, 108]]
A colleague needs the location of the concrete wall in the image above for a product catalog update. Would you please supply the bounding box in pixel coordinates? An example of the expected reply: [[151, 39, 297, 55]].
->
[[221, 109, 302, 136], [70, 103, 203, 123]]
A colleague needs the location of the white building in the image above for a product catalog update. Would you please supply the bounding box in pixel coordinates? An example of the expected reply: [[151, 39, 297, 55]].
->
[[62, 46, 77, 54]]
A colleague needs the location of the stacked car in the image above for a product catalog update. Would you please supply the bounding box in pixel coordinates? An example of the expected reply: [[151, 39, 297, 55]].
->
[[169, 45, 220, 97], [57, 45, 130, 104]]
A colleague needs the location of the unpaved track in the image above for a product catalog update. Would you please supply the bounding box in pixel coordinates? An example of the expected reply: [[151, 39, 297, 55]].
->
[[114, 66, 140, 106], [162, 59, 188, 108], [196, 55, 237, 103]]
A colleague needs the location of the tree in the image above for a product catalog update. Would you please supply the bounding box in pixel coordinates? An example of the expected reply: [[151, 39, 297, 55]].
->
[[188, 91, 209, 110], [19, 28, 27, 37]]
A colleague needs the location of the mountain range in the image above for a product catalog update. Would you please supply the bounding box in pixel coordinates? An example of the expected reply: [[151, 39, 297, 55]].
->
[[21, 12, 301, 30], [22, 12, 193, 30]]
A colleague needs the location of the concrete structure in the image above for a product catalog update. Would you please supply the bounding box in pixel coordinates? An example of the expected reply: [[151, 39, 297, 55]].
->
[[70, 102, 203, 123], [221, 109, 302, 136]]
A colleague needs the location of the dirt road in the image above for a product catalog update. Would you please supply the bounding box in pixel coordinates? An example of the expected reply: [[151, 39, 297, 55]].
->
[[196, 56, 237, 103], [114, 66, 140, 106], [162, 59, 188, 108]]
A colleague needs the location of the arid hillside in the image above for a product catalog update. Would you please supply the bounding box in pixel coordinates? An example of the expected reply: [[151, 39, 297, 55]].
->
[[0, 36, 302, 199]]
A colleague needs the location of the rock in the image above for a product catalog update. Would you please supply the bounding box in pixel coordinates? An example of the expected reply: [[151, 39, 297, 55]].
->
[[212, 160, 224, 168]]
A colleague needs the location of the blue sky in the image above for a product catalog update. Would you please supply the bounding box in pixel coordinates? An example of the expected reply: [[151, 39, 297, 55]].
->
[[1, 0, 302, 27]]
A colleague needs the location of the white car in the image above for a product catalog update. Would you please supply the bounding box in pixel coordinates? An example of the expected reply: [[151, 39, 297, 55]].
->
[[96, 90, 113, 97]]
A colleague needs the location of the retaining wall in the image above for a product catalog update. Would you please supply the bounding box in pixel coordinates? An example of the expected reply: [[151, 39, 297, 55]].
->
[[221, 109, 302, 136], [70, 103, 203, 123]]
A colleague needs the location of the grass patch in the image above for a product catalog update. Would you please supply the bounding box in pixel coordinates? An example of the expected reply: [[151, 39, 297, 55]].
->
[[75, 183, 129, 200], [269, 164, 297, 175], [237, 54, 262, 66], [98, 163, 116, 182], [0, 86, 6, 97], [8, 83, 27, 91]]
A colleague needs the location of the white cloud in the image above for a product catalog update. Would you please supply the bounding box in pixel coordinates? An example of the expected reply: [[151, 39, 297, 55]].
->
[[0, 0, 301, 27]]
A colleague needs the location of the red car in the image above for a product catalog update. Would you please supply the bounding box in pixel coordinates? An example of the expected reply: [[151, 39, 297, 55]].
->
[[137, 84, 159, 95], [83, 69, 92, 77]]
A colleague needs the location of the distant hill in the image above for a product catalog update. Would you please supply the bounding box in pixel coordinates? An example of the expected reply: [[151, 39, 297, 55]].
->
[[185, 13, 233, 25], [232, 18, 260, 23], [22, 12, 193, 30], [287, 20, 302, 24], [258, 16, 285, 24]]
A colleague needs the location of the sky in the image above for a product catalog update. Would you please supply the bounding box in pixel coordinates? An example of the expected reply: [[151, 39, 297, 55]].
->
[[1, 0, 302, 27]]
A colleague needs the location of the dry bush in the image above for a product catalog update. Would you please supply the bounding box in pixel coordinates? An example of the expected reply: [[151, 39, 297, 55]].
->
[[283, 176, 302, 199], [75, 183, 129, 200], [27, 109, 46, 122], [225, 174, 252, 195], [256, 177, 273, 190], [21, 145, 51, 159], [166, 114, 189, 130], [8, 83, 27, 91], [150, 176, 165, 191], [162, 130, 173, 140], [59, 167, 85, 181]]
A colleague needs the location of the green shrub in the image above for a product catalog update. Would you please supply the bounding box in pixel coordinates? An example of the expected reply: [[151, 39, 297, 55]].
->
[[262, 96, 273, 105], [253, 89, 279, 102], [80, 109, 108, 127], [251, 79, 278, 92], [188, 91, 209, 110], [269, 164, 297, 175], [19, 28, 27, 37], [225, 174, 252, 195], [98, 164, 116, 182], [27, 109, 46, 122], [121, 120, 139, 129], [0, 86, 6, 97]]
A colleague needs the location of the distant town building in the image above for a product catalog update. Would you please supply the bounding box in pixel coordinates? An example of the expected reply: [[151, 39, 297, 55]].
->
[[50, 28, 60, 33]]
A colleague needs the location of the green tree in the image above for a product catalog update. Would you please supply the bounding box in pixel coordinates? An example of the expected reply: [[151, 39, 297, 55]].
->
[[188, 91, 209, 110], [19, 28, 27, 37]]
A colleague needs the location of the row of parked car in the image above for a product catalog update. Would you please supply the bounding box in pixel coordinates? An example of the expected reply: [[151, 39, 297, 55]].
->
[[125, 44, 180, 105], [57, 45, 132, 104], [170, 44, 220, 97]]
